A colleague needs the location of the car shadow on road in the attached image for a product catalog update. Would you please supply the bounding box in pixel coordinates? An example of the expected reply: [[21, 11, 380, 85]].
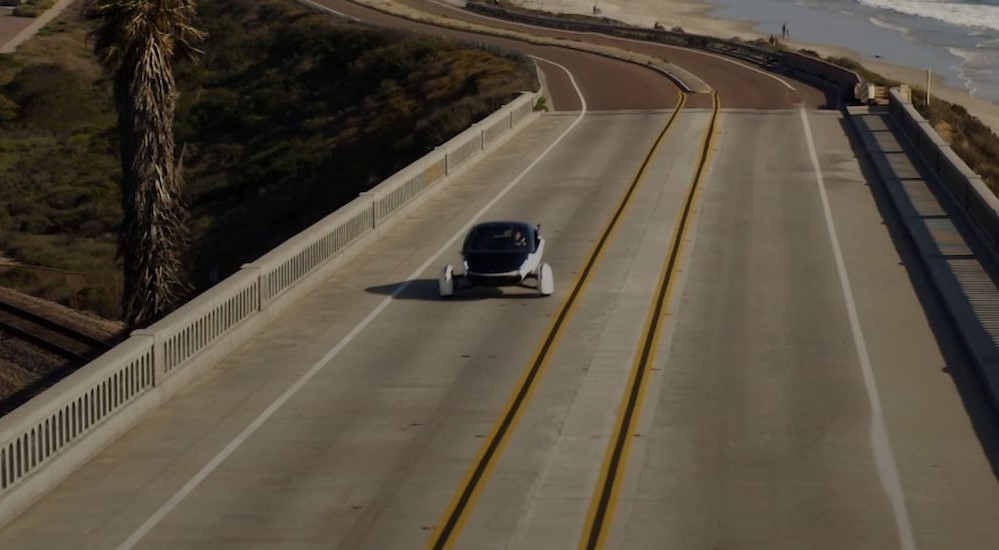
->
[[365, 279, 547, 301]]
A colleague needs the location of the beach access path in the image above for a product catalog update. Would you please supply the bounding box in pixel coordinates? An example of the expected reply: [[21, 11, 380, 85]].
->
[[0, 0, 78, 54]]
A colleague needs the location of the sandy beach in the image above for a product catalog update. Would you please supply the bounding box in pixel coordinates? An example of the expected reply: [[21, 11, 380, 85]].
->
[[513, 0, 999, 133]]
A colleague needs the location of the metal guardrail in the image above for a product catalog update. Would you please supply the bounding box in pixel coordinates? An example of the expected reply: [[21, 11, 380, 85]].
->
[[0, 90, 540, 526], [465, 1, 863, 97]]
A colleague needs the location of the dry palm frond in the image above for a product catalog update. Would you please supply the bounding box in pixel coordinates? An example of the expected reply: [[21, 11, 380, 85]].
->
[[85, 0, 205, 331]]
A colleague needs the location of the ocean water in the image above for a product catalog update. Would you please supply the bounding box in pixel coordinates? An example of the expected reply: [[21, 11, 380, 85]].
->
[[710, 0, 999, 103]]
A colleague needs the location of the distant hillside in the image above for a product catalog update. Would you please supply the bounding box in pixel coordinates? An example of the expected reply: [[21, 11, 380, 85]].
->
[[0, 0, 537, 319]]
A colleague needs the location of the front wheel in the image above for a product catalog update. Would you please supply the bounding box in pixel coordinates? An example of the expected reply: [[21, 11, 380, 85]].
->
[[439, 264, 454, 297], [538, 263, 554, 296]]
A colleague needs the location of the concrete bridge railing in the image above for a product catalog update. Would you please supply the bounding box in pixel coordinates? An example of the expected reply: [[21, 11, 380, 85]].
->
[[9, 1, 995, 530], [0, 90, 539, 527], [887, 88, 999, 250]]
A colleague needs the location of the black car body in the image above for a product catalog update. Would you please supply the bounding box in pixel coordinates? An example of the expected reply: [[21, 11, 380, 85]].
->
[[461, 221, 539, 286], [439, 220, 554, 297]]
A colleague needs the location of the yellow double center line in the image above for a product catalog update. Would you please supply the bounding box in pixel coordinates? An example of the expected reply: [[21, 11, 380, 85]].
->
[[581, 91, 720, 549], [427, 92, 689, 549]]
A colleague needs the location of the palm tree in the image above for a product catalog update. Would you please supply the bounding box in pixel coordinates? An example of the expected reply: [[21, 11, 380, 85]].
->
[[85, 0, 205, 331]]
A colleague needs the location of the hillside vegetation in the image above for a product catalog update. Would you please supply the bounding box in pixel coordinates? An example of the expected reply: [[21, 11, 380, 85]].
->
[[824, 55, 999, 193], [6, 0, 55, 17], [0, 0, 537, 319]]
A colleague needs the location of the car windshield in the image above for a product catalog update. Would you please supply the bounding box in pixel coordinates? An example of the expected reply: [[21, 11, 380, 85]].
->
[[465, 225, 532, 252]]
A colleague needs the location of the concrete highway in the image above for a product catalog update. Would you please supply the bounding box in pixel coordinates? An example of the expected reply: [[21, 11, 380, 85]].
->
[[1, 1, 997, 548]]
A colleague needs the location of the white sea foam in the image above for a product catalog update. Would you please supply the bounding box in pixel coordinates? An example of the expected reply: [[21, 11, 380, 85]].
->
[[948, 41, 999, 97], [948, 46, 981, 94], [519, 0, 999, 104], [868, 15, 912, 35], [856, 0, 999, 31], [848, 1, 999, 100]]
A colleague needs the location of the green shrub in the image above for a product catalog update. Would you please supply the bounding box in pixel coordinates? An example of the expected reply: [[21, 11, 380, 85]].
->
[[40, 281, 76, 306], [912, 93, 999, 193], [0, 95, 17, 124], [12, 5, 40, 17], [0, 267, 39, 287], [3, 63, 107, 130], [11, 0, 54, 18], [0, 0, 535, 317], [73, 285, 116, 318]]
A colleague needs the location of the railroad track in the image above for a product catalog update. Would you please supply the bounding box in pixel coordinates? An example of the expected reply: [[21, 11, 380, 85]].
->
[[0, 297, 112, 365]]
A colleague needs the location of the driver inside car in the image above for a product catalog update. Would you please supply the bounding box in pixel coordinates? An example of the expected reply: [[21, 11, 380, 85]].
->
[[512, 228, 527, 247]]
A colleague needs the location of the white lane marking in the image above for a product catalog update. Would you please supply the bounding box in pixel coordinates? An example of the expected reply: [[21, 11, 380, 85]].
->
[[296, 0, 360, 21], [116, 60, 587, 550], [424, 0, 796, 91], [799, 107, 917, 550], [659, 41, 796, 91]]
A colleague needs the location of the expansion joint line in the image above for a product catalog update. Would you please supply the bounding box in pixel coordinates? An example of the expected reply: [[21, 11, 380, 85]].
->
[[580, 91, 720, 550], [426, 93, 688, 550]]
